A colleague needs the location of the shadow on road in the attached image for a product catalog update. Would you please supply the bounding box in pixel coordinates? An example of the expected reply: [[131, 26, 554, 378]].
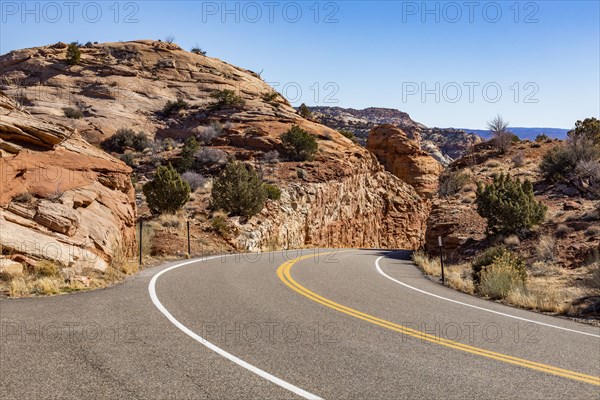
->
[[356, 249, 414, 261]]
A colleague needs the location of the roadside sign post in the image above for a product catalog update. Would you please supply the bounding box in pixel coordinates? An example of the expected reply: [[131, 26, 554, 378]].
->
[[139, 218, 143, 267], [187, 220, 191, 256], [438, 236, 445, 284]]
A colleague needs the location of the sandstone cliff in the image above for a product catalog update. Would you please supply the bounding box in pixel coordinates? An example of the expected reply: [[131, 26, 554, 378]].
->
[[0, 94, 135, 272], [0, 41, 430, 251], [366, 125, 443, 199]]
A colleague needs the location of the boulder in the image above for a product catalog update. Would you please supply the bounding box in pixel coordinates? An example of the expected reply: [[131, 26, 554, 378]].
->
[[0, 259, 24, 275], [367, 124, 444, 199]]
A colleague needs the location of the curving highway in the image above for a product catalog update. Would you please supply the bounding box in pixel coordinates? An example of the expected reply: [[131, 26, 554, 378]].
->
[[1, 249, 599, 399]]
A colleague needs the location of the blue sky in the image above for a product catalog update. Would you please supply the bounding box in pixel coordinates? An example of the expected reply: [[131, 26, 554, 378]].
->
[[0, 0, 598, 128]]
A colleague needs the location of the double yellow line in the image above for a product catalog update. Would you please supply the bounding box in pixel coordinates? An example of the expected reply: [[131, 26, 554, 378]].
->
[[277, 254, 600, 386]]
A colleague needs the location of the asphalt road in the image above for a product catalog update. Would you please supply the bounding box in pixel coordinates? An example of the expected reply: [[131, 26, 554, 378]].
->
[[1, 249, 599, 399]]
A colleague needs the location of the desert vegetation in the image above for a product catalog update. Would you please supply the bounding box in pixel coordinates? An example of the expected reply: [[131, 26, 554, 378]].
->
[[102, 128, 150, 153], [280, 125, 319, 161], [417, 116, 600, 318], [475, 173, 547, 235], [210, 161, 267, 218], [65, 42, 81, 65], [143, 164, 191, 214], [209, 89, 245, 110]]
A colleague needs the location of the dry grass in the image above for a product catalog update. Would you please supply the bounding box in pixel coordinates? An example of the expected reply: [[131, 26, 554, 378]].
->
[[412, 251, 441, 276], [9, 278, 29, 297], [506, 286, 571, 314], [479, 264, 524, 300], [34, 260, 60, 277], [413, 252, 475, 294], [503, 235, 520, 247], [2, 256, 132, 297], [536, 235, 556, 261], [555, 224, 570, 237], [446, 264, 475, 294], [210, 211, 230, 238], [158, 213, 183, 229], [33, 277, 61, 295], [110, 241, 140, 276], [137, 220, 155, 257], [529, 261, 561, 277]]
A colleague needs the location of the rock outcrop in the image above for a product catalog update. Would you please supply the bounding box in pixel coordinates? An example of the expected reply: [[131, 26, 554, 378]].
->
[[0, 94, 135, 272], [366, 125, 443, 199], [236, 161, 428, 251]]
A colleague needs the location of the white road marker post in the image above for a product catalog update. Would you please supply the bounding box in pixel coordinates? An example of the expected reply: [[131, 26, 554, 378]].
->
[[438, 236, 445, 284]]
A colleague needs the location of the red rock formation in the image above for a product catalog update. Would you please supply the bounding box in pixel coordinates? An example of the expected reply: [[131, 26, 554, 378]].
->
[[366, 124, 443, 199], [0, 94, 135, 272]]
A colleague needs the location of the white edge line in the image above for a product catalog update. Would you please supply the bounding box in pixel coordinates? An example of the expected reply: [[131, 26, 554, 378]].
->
[[375, 255, 600, 339], [148, 255, 323, 400]]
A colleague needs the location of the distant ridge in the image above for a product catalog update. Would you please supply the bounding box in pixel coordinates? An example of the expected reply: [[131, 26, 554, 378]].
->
[[460, 127, 569, 140]]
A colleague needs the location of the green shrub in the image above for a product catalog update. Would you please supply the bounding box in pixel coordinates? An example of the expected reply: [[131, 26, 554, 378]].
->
[[177, 137, 200, 172], [438, 170, 470, 197], [540, 145, 576, 182], [263, 183, 282, 200], [209, 89, 245, 110], [540, 140, 599, 183], [479, 252, 527, 299], [339, 129, 358, 143], [12, 192, 33, 204], [535, 133, 550, 142], [298, 103, 312, 119], [66, 43, 81, 65], [63, 107, 83, 119], [210, 161, 267, 218], [119, 152, 137, 167], [568, 117, 600, 146], [476, 173, 547, 235], [101, 128, 150, 153], [281, 125, 318, 161], [262, 91, 279, 103], [163, 97, 190, 115], [143, 164, 190, 214], [191, 46, 206, 56]]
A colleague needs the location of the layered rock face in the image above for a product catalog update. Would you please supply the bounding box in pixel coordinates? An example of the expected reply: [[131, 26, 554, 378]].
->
[[366, 125, 443, 199], [0, 41, 431, 251], [0, 94, 135, 271], [237, 158, 428, 251]]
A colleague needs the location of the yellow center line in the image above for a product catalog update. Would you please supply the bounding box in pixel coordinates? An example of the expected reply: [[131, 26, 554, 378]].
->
[[276, 254, 600, 386]]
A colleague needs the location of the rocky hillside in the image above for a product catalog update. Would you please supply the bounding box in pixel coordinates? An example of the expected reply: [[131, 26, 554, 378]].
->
[[307, 106, 482, 166], [0, 93, 136, 278], [423, 136, 599, 316], [0, 41, 430, 253]]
